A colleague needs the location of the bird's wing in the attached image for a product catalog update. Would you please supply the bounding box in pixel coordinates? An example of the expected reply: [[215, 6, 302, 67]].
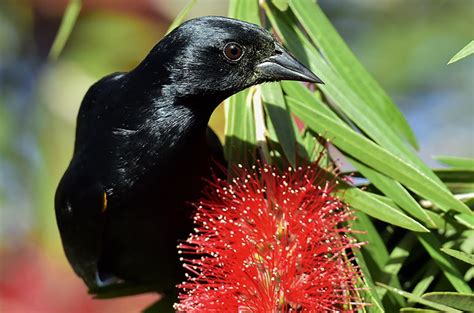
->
[[55, 179, 108, 288]]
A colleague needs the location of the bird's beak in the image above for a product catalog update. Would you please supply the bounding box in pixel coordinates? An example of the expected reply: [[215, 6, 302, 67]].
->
[[256, 44, 323, 84]]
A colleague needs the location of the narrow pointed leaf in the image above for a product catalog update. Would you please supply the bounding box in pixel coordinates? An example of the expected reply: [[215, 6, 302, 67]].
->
[[272, 0, 289, 11], [337, 181, 428, 232], [287, 0, 418, 149], [286, 96, 470, 215], [455, 214, 474, 229], [281, 83, 453, 225], [261, 83, 296, 166], [300, 130, 326, 163], [229, 0, 260, 24], [440, 248, 474, 265], [352, 212, 406, 307], [435, 169, 474, 184], [224, 0, 260, 165], [377, 283, 462, 313], [354, 250, 385, 312], [435, 168, 474, 195], [409, 261, 438, 301], [224, 90, 256, 165], [434, 156, 474, 170], [448, 40, 474, 64], [265, 5, 459, 203], [352, 212, 389, 267], [48, 0, 82, 60], [376, 233, 417, 303], [400, 309, 441, 313], [422, 292, 474, 311], [417, 233, 472, 293], [348, 157, 436, 228]]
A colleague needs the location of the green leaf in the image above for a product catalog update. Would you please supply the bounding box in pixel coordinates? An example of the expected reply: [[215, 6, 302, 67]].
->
[[229, 0, 260, 24], [266, 5, 468, 215], [400, 309, 440, 313], [417, 233, 472, 293], [267, 4, 454, 190], [337, 181, 428, 232], [253, 87, 272, 163], [455, 214, 474, 230], [435, 169, 474, 184], [224, 0, 261, 166], [422, 292, 474, 311], [351, 211, 407, 307], [348, 157, 436, 228], [48, 0, 82, 60], [448, 40, 474, 64], [286, 96, 470, 215], [377, 283, 462, 313], [435, 168, 474, 194], [281, 85, 449, 222], [440, 248, 474, 265], [224, 89, 256, 165], [281, 81, 338, 118], [261, 83, 296, 166], [165, 0, 197, 34], [280, 82, 336, 166], [362, 178, 446, 230], [434, 156, 474, 170], [272, 0, 289, 11], [378, 233, 417, 303], [353, 250, 385, 312], [299, 129, 326, 163], [287, 0, 418, 149], [352, 212, 389, 267], [409, 261, 438, 301]]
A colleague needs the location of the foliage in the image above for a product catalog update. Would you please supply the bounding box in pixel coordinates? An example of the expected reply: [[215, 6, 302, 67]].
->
[[48, 0, 82, 61], [224, 1, 473, 312], [448, 40, 474, 64], [48, 0, 473, 311]]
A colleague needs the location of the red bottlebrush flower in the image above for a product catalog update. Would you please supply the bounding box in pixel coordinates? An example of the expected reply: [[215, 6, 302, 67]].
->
[[175, 163, 364, 312]]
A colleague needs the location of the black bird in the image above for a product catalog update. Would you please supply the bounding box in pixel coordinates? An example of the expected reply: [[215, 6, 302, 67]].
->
[[55, 16, 321, 293]]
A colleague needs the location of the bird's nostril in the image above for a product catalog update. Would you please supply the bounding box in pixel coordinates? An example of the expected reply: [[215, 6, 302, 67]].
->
[[274, 49, 283, 55]]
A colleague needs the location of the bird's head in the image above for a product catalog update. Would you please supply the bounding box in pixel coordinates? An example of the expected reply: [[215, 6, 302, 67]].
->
[[137, 16, 322, 103]]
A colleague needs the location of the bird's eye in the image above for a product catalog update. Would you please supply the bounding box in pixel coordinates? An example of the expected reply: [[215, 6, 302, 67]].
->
[[223, 42, 243, 61]]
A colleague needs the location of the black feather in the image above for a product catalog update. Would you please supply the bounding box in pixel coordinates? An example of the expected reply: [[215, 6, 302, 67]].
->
[[55, 16, 320, 293]]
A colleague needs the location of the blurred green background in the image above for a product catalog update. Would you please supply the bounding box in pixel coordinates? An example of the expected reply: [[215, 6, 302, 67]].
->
[[0, 0, 472, 311]]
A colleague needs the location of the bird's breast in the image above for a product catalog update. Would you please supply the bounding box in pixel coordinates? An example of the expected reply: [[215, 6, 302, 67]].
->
[[106, 127, 211, 206]]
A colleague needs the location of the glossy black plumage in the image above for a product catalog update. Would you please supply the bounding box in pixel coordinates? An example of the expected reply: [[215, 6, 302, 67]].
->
[[55, 16, 321, 292]]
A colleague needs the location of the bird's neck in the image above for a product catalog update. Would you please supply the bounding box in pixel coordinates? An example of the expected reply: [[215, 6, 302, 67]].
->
[[129, 47, 231, 110], [135, 95, 219, 158], [126, 58, 225, 141], [154, 101, 211, 135]]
